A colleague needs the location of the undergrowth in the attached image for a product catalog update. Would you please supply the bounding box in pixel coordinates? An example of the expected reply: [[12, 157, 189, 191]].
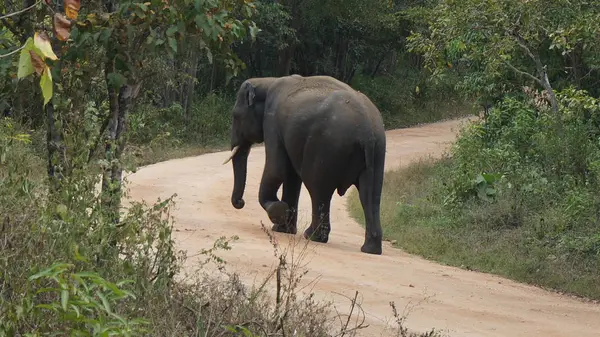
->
[[1, 117, 445, 336], [352, 62, 475, 129], [349, 87, 600, 300], [124, 92, 233, 167]]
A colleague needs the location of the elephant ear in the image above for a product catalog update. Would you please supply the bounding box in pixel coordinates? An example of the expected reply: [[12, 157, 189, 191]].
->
[[244, 81, 256, 107]]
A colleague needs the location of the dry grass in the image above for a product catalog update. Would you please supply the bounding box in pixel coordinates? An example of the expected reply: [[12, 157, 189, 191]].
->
[[348, 156, 600, 301]]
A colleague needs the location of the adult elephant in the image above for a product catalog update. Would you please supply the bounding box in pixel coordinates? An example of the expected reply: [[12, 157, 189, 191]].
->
[[223, 75, 386, 255]]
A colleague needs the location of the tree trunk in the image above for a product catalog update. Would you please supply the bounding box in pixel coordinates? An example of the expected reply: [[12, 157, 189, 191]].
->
[[370, 51, 387, 78], [182, 44, 199, 120], [45, 102, 65, 194], [277, 46, 295, 77], [335, 39, 349, 80], [569, 43, 584, 88], [276, 0, 302, 76], [101, 58, 141, 224]]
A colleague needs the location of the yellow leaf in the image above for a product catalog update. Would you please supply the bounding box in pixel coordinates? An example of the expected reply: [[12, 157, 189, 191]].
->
[[17, 38, 34, 79], [33, 32, 58, 61], [64, 0, 81, 20], [53, 13, 72, 41], [40, 66, 53, 107]]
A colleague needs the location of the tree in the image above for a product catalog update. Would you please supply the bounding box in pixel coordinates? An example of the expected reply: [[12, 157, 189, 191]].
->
[[406, 0, 600, 112], [8, 0, 258, 222]]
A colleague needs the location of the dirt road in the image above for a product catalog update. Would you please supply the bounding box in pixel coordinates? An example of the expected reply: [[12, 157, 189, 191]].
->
[[127, 118, 600, 337]]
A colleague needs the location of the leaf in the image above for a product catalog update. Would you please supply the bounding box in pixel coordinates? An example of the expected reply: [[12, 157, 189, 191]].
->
[[249, 25, 260, 41], [64, 0, 81, 20], [17, 38, 34, 79], [168, 37, 177, 53], [106, 72, 127, 89], [96, 291, 112, 313], [61, 289, 70, 311], [56, 204, 68, 219], [40, 66, 53, 106], [166, 25, 178, 37], [206, 48, 213, 64], [75, 271, 101, 279], [29, 51, 45, 75], [33, 32, 58, 61], [70, 304, 81, 318], [35, 303, 58, 311], [73, 244, 88, 262], [29, 263, 73, 281], [53, 13, 72, 41]]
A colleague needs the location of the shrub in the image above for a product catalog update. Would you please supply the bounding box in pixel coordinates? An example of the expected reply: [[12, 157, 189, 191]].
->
[[129, 92, 233, 148], [360, 87, 600, 299], [2, 117, 446, 336]]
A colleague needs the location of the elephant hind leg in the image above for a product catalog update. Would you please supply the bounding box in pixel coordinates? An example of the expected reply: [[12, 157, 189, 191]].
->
[[357, 169, 383, 255]]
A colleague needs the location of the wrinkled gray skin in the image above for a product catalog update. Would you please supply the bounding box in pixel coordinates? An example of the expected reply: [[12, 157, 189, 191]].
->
[[226, 75, 386, 254]]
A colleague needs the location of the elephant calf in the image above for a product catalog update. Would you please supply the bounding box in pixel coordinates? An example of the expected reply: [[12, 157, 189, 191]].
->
[[223, 75, 386, 255]]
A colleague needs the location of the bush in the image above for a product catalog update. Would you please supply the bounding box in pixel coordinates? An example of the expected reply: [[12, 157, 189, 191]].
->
[[1, 117, 445, 336], [124, 93, 234, 167], [445, 88, 600, 283], [351, 88, 600, 299], [129, 92, 233, 147]]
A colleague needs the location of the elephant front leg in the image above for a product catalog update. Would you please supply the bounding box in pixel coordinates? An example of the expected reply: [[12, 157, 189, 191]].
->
[[274, 172, 302, 234], [303, 197, 332, 243], [258, 169, 294, 234]]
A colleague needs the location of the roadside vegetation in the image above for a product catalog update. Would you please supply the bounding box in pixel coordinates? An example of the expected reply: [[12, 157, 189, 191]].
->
[[0, 0, 467, 335], [350, 0, 600, 300]]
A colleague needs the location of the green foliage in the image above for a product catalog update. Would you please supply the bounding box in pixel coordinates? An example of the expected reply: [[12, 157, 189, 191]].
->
[[351, 88, 600, 299], [4, 115, 431, 337], [351, 59, 473, 129], [130, 93, 233, 147], [4, 263, 150, 336], [1, 0, 460, 335], [406, 0, 600, 102]]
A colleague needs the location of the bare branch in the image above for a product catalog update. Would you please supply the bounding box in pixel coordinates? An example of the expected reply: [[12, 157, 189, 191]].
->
[[507, 30, 538, 64], [0, 0, 41, 21], [502, 60, 543, 86], [0, 44, 25, 58], [505, 29, 559, 114]]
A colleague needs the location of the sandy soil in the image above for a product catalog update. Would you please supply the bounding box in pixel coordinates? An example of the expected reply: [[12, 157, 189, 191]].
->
[[126, 118, 600, 337]]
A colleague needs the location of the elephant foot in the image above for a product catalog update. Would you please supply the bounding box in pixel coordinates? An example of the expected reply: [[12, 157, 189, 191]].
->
[[266, 202, 296, 234], [360, 237, 383, 255], [272, 223, 297, 234], [303, 225, 330, 243]]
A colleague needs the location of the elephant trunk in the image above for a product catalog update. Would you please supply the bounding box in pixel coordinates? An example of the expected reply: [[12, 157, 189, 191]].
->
[[231, 144, 251, 209]]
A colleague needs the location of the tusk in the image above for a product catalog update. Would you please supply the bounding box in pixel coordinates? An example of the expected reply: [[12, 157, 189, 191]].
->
[[222, 145, 240, 165]]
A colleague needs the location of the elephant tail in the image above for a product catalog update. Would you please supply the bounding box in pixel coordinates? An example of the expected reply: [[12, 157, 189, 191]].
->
[[363, 133, 385, 235]]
